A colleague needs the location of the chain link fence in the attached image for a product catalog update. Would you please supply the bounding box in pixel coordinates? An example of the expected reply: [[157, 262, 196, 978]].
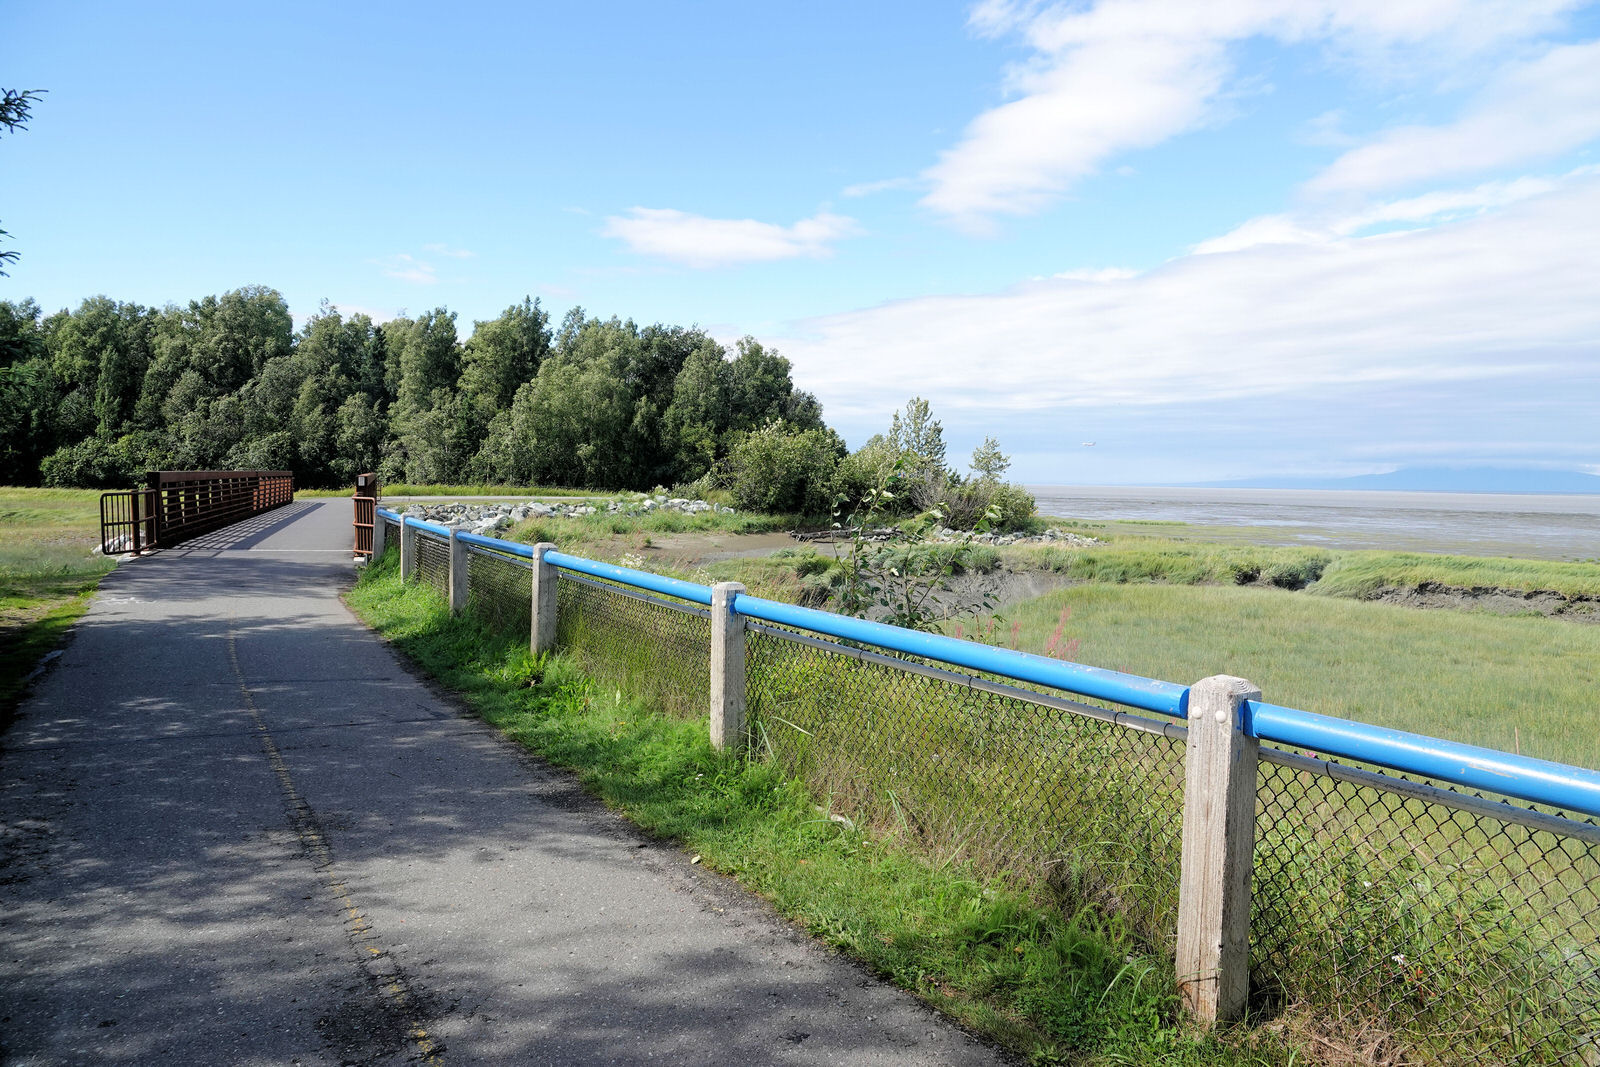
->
[[386, 517, 1600, 1064], [416, 529, 449, 598], [466, 545, 532, 636], [555, 574, 711, 722], [744, 622, 1188, 949], [1254, 750, 1600, 1065]]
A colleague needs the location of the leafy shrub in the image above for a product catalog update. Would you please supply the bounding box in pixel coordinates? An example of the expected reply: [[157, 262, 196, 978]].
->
[[986, 482, 1037, 531], [723, 423, 845, 515], [830, 435, 904, 516], [39, 432, 162, 488], [918, 475, 1037, 532]]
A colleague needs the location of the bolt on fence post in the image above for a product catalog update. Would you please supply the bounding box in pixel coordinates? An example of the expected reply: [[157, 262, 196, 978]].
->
[[1176, 674, 1262, 1024], [448, 528, 468, 615], [531, 542, 559, 655], [399, 519, 417, 583], [710, 582, 747, 752]]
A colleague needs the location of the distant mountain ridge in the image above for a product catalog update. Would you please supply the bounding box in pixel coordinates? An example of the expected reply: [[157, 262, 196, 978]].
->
[[1191, 466, 1600, 494]]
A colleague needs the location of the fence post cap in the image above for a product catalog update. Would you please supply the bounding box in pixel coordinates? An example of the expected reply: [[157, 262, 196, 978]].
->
[[532, 541, 557, 558], [1189, 675, 1260, 724]]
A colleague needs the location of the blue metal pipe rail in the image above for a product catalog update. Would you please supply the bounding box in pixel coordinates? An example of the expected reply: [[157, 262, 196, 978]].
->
[[378, 507, 1600, 818]]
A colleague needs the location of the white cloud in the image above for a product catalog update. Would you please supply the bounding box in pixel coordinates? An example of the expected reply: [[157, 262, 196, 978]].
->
[[1053, 267, 1139, 281], [601, 208, 861, 268], [1195, 167, 1596, 253], [921, 30, 1225, 228], [1191, 214, 1329, 255], [777, 175, 1600, 420], [1298, 109, 1359, 148], [920, 0, 1580, 228], [1308, 40, 1600, 194], [375, 252, 437, 284], [372, 245, 480, 284], [841, 176, 918, 198]]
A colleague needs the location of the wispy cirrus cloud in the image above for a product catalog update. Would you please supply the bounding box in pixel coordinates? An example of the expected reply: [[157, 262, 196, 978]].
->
[[372, 244, 476, 284], [920, 0, 1581, 230], [601, 208, 860, 268], [1307, 39, 1600, 195], [422, 243, 476, 259], [1194, 167, 1597, 254], [374, 252, 438, 284], [841, 176, 918, 198]]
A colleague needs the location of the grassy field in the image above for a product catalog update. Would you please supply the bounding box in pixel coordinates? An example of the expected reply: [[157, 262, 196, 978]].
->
[[477, 511, 1600, 769], [635, 531, 1600, 768], [0, 488, 117, 716], [1311, 549, 1600, 598], [347, 551, 1303, 1066], [498, 506, 801, 559], [992, 582, 1600, 769], [1012, 535, 1600, 599]]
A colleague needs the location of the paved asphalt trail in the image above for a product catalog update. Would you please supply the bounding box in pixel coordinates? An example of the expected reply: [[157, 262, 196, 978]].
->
[[1, 501, 1011, 1066]]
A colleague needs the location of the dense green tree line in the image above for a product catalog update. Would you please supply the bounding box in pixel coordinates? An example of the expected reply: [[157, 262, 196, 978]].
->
[[0, 287, 827, 492]]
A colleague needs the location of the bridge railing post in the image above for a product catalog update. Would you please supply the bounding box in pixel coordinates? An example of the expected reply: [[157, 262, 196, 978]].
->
[[531, 543, 558, 655], [399, 518, 417, 583], [709, 582, 747, 752], [371, 510, 386, 558], [1176, 674, 1261, 1024], [448, 528, 468, 615]]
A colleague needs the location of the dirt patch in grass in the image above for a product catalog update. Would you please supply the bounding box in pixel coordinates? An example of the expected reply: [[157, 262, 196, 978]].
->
[[641, 530, 804, 566], [1362, 582, 1599, 622]]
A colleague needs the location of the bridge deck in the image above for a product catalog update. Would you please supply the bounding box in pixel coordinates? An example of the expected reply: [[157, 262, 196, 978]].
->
[[1, 500, 1006, 1066]]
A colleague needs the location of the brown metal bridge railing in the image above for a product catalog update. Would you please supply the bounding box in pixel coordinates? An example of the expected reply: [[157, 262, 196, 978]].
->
[[353, 473, 379, 559], [99, 470, 295, 555]]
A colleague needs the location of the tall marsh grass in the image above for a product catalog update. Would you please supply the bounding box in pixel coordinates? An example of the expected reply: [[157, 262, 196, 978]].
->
[[995, 583, 1600, 770], [401, 525, 1600, 1065]]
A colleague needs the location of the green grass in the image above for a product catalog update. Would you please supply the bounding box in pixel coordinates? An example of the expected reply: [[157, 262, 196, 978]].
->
[[0, 591, 97, 718], [992, 582, 1600, 770], [0, 487, 117, 720], [501, 507, 801, 560], [1012, 534, 1600, 600], [1312, 551, 1600, 599], [480, 511, 1600, 766], [347, 550, 1301, 1066], [1015, 539, 1333, 589]]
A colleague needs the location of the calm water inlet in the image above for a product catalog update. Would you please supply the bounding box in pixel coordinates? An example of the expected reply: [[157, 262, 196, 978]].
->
[[1027, 486, 1600, 561]]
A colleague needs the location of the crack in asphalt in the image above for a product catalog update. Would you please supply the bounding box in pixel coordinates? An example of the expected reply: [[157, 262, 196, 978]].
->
[[227, 610, 444, 1065]]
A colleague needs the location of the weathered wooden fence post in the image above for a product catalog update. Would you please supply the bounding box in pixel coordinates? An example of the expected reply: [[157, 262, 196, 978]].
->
[[399, 518, 417, 583], [1176, 674, 1262, 1023], [448, 528, 468, 615], [710, 582, 746, 752], [531, 542, 559, 655]]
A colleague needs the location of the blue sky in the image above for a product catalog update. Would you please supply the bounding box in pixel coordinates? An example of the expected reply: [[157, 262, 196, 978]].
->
[[4, 0, 1599, 485]]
